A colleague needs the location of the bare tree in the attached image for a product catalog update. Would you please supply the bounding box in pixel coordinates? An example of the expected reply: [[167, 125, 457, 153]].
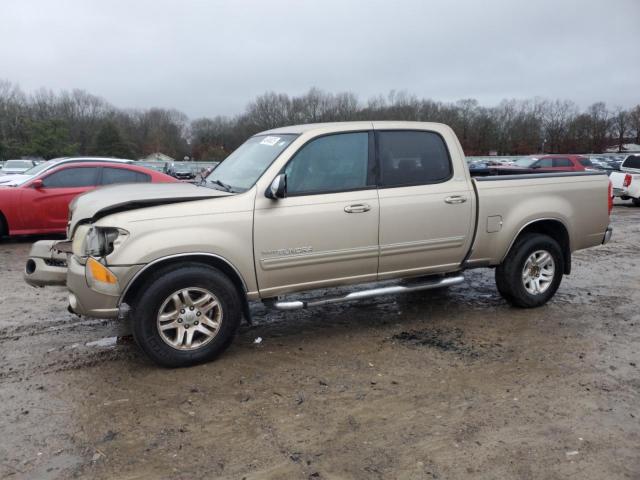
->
[[610, 108, 630, 152]]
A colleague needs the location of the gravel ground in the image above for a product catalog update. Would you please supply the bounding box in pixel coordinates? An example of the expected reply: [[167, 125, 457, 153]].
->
[[0, 204, 638, 480]]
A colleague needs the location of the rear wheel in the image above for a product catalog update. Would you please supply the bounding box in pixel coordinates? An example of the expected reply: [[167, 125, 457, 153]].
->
[[632, 198, 640, 207], [131, 263, 242, 367], [495, 233, 563, 308]]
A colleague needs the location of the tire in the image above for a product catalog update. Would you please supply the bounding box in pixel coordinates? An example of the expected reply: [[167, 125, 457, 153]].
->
[[495, 233, 563, 308], [0, 213, 7, 238], [632, 198, 640, 207], [131, 263, 242, 368]]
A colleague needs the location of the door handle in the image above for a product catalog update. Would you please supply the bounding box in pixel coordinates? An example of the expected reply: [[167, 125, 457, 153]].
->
[[444, 195, 467, 204], [344, 203, 371, 213]]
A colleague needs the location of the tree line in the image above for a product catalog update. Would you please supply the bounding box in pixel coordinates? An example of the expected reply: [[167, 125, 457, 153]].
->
[[1, 80, 639, 161]]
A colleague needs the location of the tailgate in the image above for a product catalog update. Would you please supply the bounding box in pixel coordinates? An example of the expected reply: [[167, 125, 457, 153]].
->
[[609, 171, 625, 189]]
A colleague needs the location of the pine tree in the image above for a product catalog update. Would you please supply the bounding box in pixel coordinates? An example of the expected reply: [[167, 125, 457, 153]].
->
[[92, 121, 133, 158]]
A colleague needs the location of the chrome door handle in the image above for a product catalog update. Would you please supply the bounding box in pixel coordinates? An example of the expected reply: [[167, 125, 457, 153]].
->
[[344, 203, 371, 213], [444, 195, 467, 204]]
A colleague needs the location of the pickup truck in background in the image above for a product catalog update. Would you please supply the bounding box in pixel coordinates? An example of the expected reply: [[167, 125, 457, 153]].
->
[[610, 154, 640, 206], [24, 122, 613, 367]]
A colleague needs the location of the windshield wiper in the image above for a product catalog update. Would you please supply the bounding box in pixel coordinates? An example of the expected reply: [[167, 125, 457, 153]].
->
[[209, 179, 234, 192]]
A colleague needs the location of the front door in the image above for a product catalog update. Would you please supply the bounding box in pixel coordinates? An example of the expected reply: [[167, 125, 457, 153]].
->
[[19, 166, 100, 232], [376, 129, 474, 279], [253, 131, 379, 297]]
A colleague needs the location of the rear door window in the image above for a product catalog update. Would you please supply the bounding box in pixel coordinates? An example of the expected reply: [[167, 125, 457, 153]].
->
[[42, 167, 99, 188], [553, 158, 573, 167], [101, 167, 151, 185], [377, 130, 452, 187]]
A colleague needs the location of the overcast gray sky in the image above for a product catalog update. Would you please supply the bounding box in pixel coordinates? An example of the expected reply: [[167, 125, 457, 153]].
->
[[1, 0, 639, 118]]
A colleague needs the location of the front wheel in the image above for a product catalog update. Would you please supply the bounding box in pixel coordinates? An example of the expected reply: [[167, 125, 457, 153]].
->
[[632, 198, 640, 207], [495, 233, 563, 308], [131, 263, 242, 367]]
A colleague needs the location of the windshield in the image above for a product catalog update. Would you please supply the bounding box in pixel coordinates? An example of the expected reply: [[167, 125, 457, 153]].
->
[[205, 134, 297, 192], [173, 162, 192, 170], [514, 158, 537, 167], [4, 160, 33, 169]]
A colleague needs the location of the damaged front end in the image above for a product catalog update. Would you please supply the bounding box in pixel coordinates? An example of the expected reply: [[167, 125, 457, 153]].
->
[[24, 239, 72, 287]]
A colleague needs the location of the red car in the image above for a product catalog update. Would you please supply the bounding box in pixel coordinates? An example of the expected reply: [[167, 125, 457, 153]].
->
[[0, 162, 177, 236], [529, 155, 595, 172]]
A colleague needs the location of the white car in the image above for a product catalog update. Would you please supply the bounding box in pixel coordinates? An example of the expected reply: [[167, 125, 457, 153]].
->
[[610, 154, 640, 206], [0, 159, 38, 175]]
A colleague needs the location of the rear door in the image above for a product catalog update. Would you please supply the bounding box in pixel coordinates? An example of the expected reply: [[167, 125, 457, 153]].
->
[[376, 129, 474, 279], [20, 166, 100, 232]]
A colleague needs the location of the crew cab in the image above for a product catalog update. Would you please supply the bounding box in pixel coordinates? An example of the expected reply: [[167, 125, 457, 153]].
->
[[24, 122, 613, 367], [610, 154, 640, 206]]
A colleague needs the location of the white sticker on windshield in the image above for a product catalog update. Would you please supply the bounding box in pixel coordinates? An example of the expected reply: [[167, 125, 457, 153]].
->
[[260, 136, 281, 146]]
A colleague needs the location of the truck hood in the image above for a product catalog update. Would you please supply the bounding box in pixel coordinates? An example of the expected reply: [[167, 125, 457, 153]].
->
[[69, 182, 231, 233]]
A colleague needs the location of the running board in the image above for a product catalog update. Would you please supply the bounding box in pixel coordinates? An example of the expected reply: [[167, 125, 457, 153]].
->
[[271, 275, 465, 311]]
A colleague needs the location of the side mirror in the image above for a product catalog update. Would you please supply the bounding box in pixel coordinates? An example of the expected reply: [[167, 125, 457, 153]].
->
[[265, 174, 286, 199], [32, 179, 44, 189]]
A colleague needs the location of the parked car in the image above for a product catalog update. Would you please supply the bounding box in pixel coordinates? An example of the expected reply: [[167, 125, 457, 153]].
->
[[589, 157, 621, 175], [0, 159, 38, 175], [137, 161, 169, 174], [169, 162, 196, 180], [0, 161, 177, 236], [0, 157, 134, 186], [528, 155, 595, 172], [25, 121, 612, 367], [610, 154, 640, 206]]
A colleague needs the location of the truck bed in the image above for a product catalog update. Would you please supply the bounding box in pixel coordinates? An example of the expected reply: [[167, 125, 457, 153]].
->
[[466, 171, 610, 268]]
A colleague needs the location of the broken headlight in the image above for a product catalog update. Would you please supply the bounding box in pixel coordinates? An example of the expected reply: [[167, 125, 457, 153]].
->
[[84, 227, 128, 257]]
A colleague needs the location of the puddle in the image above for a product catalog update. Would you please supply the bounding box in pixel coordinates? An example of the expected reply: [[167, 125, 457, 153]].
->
[[391, 327, 480, 357], [85, 335, 133, 348]]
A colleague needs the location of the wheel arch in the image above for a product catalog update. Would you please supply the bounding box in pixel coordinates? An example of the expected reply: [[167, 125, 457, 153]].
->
[[503, 219, 572, 274], [121, 253, 251, 322], [0, 210, 7, 237]]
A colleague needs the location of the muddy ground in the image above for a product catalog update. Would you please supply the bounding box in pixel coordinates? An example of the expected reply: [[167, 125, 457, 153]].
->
[[0, 204, 638, 480]]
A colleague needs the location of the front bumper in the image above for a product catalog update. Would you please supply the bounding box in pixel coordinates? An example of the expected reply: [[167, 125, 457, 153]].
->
[[66, 255, 121, 318], [24, 240, 68, 287], [24, 240, 142, 319]]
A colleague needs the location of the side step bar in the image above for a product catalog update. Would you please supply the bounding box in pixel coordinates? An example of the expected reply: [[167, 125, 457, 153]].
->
[[271, 275, 465, 311]]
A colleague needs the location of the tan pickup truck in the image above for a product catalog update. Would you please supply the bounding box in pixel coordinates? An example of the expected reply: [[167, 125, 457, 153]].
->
[[24, 122, 613, 367]]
